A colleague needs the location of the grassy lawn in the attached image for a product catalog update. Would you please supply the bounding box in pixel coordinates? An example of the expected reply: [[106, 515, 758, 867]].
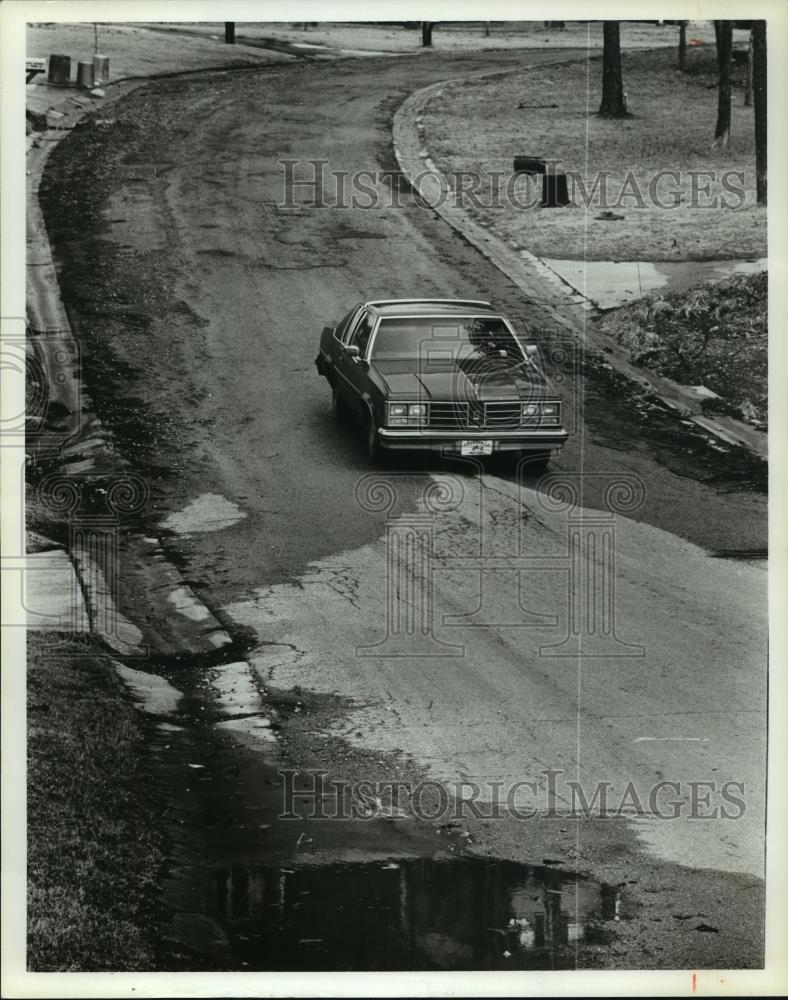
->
[[598, 271, 767, 427], [131, 20, 703, 53], [424, 44, 765, 261], [27, 632, 164, 971]]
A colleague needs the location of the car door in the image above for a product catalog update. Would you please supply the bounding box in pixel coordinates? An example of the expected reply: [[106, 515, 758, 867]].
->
[[336, 310, 375, 419]]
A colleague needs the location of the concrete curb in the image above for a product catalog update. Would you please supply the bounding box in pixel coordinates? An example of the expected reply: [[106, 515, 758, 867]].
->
[[112, 658, 276, 739], [115, 534, 233, 656], [392, 71, 767, 461]]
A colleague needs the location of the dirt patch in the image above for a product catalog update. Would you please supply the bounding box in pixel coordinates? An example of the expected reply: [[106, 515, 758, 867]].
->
[[423, 46, 765, 261], [598, 271, 767, 428], [37, 87, 217, 484]]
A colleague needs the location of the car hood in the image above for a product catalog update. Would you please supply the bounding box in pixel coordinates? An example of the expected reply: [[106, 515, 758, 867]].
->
[[371, 358, 554, 401]]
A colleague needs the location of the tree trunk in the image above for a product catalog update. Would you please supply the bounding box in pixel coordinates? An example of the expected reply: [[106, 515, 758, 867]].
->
[[713, 20, 733, 147], [678, 21, 687, 71], [599, 22, 627, 117], [744, 30, 753, 106], [224, 22, 235, 44], [421, 22, 433, 47], [752, 21, 767, 204]]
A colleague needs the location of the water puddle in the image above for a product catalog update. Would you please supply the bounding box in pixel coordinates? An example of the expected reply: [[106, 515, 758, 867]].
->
[[155, 710, 628, 971], [161, 493, 247, 534], [204, 855, 624, 970]]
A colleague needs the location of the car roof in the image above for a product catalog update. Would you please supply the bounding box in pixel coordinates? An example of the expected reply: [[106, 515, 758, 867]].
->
[[364, 298, 497, 318]]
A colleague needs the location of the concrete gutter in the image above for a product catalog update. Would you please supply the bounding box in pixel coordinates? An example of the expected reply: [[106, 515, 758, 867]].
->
[[392, 73, 767, 461]]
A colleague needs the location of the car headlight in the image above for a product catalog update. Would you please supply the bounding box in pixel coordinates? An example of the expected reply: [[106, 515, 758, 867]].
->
[[521, 401, 561, 424], [387, 402, 427, 426]]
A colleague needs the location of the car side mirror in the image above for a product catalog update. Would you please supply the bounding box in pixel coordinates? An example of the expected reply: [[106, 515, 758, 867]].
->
[[346, 344, 361, 362]]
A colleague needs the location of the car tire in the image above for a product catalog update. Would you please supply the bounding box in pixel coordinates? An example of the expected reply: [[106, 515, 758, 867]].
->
[[331, 384, 346, 425], [366, 412, 384, 463], [520, 450, 550, 473]]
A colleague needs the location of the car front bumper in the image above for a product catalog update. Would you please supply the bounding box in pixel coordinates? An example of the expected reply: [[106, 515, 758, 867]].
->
[[377, 427, 569, 453]]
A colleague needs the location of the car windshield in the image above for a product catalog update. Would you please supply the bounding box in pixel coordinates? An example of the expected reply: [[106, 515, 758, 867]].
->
[[370, 316, 526, 363]]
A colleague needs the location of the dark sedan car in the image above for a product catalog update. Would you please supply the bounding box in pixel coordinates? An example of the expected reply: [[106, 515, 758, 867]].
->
[[315, 298, 568, 464]]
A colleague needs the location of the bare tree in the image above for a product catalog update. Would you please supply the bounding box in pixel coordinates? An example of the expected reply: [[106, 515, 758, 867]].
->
[[678, 21, 687, 71], [744, 29, 753, 106], [599, 22, 627, 117], [713, 20, 733, 147], [752, 20, 766, 204]]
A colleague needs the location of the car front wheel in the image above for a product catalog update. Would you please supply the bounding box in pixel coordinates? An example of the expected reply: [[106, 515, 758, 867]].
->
[[519, 450, 550, 473], [366, 413, 384, 463]]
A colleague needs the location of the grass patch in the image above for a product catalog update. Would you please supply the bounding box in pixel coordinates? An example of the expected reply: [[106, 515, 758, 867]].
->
[[598, 272, 767, 427], [27, 632, 164, 970], [424, 45, 765, 261]]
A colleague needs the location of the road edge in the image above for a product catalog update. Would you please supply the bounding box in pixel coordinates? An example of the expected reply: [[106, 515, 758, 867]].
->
[[25, 72, 271, 671]]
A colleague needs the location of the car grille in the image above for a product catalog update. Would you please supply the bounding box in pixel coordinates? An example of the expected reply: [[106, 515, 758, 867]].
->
[[428, 401, 471, 429], [483, 402, 522, 428], [426, 401, 550, 430]]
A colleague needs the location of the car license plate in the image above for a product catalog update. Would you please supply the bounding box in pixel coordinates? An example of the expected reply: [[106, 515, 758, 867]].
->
[[460, 440, 493, 456]]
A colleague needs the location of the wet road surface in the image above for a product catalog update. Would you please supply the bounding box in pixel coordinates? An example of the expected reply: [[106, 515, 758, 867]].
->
[[39, 50, 767, 969]]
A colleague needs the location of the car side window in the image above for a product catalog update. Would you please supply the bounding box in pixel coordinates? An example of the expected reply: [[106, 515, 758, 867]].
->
[[343, 310, 367, 343], [349, 316, 373, 357], [336, 306, 362, 344]]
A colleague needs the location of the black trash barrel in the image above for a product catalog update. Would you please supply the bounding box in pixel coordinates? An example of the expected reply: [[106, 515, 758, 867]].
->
[[76, 60, 95, 88], [513, 156, 547, 175], [541, 172, 570, 207], [47, 54, 71, 85]]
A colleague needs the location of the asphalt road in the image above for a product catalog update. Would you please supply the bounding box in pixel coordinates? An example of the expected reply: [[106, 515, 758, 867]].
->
[[39, 49, 768, 967]]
